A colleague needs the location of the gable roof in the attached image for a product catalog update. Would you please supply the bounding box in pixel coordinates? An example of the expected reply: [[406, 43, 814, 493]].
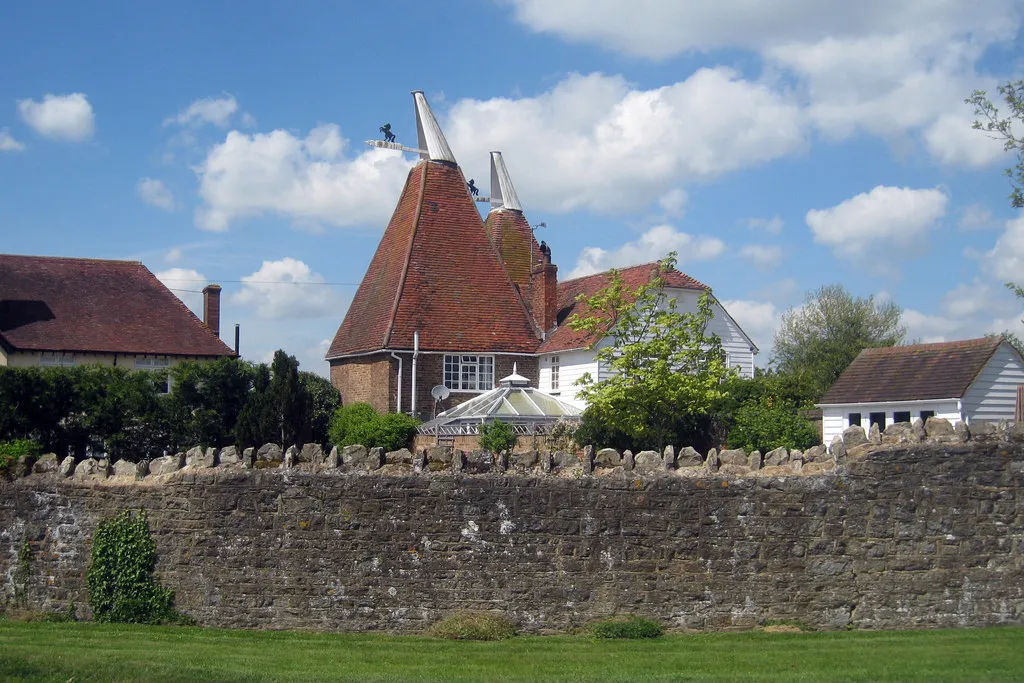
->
[[538, 262, 708, 353], [818, 337, 1007, 405], [326, 160, 541, 357], [0, 254, 235, 357]]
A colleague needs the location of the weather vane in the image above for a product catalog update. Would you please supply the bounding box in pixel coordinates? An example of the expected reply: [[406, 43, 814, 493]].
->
[[379, 123, 396, 143], [467, 179, 479, 196]]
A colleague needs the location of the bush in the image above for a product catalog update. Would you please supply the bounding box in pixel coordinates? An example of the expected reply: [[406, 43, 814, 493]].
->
[[86, 509, 181, 624], [586, 616, 664, 639], [373, 412, 421, 452], [329, 403, 419, 451], [0, 439, 42, 477], [426, 611, 517, 640], [479, 420, 518, 455], [727, 398, 820, 453]]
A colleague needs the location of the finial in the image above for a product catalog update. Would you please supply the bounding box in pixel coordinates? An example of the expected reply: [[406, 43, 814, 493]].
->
[[489, 151, 522, 211], [412, 91, 456, 163]]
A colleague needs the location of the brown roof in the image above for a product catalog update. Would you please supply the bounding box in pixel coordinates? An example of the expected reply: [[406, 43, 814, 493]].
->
[[818, 337, 1006, 404], [327, 160, 540, 357], [539, 262, 709, 353], [483, 208, 545, 291], [0, 254, 235, 357]]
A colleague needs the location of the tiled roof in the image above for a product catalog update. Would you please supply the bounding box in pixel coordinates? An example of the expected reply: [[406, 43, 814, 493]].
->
[[326, 160, 541, 357], [538, 262, 709, 353], [483, 208, 544, 290], [0, 254, 235, 357], [818, 337, 1005, 404]]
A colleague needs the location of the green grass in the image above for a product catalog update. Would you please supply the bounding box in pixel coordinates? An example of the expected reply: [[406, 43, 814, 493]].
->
[[0, 620, 1022, 682]]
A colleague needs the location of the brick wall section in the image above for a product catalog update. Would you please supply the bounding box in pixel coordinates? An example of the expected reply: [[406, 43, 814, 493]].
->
[[329, 355, 394, 412], [2, 443, 1023, 632]]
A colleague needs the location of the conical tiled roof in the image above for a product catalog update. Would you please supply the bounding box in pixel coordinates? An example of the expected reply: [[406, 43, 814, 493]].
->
[[327, 159, 541, 357], [483, 152, 544, 290]]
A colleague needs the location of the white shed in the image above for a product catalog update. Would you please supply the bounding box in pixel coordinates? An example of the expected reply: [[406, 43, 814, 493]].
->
[[817, 337, 1024, 444]]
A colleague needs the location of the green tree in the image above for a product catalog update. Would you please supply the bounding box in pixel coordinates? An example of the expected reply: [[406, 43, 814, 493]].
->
[[167, 357, 256, 449], [234, 364, 277, 448], [772, 284, 905, 400], [269, 350, 306, 446], [967, 81, 1024, 209], [568, 253, 731, 451], [299, 371, 340, 446], [479, 420, 518, 456], [328, 402, 419, 451]]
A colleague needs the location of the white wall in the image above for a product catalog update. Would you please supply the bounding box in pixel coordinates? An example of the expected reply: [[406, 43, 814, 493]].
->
[[667, 288, 756, 379], [821, 400, 961, 444], [962, 342, 1024, 423], [539, 350, 596, 409]]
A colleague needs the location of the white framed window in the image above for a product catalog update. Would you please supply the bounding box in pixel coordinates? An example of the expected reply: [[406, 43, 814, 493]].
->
[[550, 355, 560, 391], [443, 355, 494, 391], [40, 352, 76, 367], [135, 357, 172, 394]]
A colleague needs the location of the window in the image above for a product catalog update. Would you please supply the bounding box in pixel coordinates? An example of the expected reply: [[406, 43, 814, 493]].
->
[[550, 355, 560, 391], [443, 355, 494, 391], [39, 352, 76, 367], [920, 410, 935, 421], [893, 411, 911, 424], [869, 412, 886, 430], [136, 357, 172, 394], [848, 413, 862, 427]]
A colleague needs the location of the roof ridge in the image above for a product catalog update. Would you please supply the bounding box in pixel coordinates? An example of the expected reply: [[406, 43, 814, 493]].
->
[[383, 162, 429, 348], [861, 337, 1000, 354], [1, 253, 143, 265]]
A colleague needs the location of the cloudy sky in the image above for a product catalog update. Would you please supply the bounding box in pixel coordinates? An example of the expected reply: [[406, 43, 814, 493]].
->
[[2, 1, 1023, 375]]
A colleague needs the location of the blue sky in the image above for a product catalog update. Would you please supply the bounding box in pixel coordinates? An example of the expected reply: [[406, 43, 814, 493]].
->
[[2, 1, 1023, 376]]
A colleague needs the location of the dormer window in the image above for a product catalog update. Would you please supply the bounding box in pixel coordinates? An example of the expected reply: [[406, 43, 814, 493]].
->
[[444, 355, 494, 391]]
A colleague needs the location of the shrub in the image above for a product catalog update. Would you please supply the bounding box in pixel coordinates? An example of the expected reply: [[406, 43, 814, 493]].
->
[[329, 403, 419, 451], [86, 509, 181, 624], [727, 398, 820, 453], [479, 420, 518, 455], [586, 615, 664, 639], [427, 611, 517, 640], [0, 439, 42, 477]]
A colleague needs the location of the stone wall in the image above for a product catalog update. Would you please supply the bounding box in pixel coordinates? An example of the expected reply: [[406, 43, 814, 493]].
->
[[2, 440, 1022, 633]]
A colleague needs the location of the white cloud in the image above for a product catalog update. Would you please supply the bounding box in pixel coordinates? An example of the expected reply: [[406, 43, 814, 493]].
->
[[193, 124, 415, 231], [986, 215, 1024, 282], [165, 95, 240, 128], [721, 299, 780, 358], [806, 185, 948, 264], [136, 177, 176, 211], [165, 247, 184, 264], [445, 69, 805, 214], [0, 129, 24, 152], [924, 112, 1008, 167], [233, 257, 343, 319], [658, 188, 688, 217], [753, 277, 801, 303], [155, 267, 207, 316], [567, 224, 724, 278], [506, 0, 1019, 59], [958, 203, 997, 231], [739, 244, 783, 271], [744, 216, 783, 235], [17, 93, 95, 141]]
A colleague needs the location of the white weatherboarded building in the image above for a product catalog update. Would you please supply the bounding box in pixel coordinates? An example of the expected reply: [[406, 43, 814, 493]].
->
[[535, 265, 758, 408], [817, 337, 1024, 444]]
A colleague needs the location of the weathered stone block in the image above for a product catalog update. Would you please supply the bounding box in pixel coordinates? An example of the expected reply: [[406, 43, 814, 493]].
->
[[325, 446, 340, 468], [747, 450, 762, 470], [149, 453, 185, 475], [705, 448, 720, 471], [803, 444, 827, 462], [971, 421, 997, 440], [953, 421, 970, 443], [58, 455, 75, 478], [385, 448, 413, 465], [718, 448, 747, 466], [595, 448, 621, 468], [32, 453, 59, 475], [662, 444, 675, 469], [582, 445, 595, 474], [186, 446, 215, 468], [134, 460, 149, 480], [911, 418, 926, 441], [512, 451, 538, 468], [540, 451, 553, 473], [74, 458, 108, 479], [829, 436, 846, 462], [257, 443, 283, 462], [12, 455, 34, 478], [493, 450, 508, 473], [427, 446, 452, 464], [412, 449, 426, 473], [553, 451, 577, 469], [764, 447, 788, 467], [677, 446, 702, 468], [868, 422, 881, 444], [925, 417, 955, 440], [242, 448, 255, 468], [219, 445, 241, 465], [284, 445, 298, 468], [343, 445, 382, 470], [111, 459, 137, 478], [299, 443, 323, 464], [881, 422, 914, 444], [451, 449, 466, 472], [843, 425, 868, 448], [634, 450, 661, 472]]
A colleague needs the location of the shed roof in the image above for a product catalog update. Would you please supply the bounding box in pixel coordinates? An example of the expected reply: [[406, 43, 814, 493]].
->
[[0, 254, 234, 357], [818, 337, 1007, 405]]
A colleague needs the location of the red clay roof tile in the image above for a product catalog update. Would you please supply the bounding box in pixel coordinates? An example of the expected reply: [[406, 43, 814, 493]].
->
[[539, 262, 708, 353], [0, 254, 235, 357], [327, 160, 540, 357]]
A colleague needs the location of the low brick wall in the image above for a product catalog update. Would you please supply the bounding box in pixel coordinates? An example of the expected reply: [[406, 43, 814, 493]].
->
[[2, 441, 1022, 632]]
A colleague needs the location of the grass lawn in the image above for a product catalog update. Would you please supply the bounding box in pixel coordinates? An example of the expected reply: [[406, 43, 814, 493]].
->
[[1, 620, 1022, 682]]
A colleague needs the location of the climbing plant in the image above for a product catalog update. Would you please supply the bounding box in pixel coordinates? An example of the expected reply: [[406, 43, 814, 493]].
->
[[85, 509, 180, 624]]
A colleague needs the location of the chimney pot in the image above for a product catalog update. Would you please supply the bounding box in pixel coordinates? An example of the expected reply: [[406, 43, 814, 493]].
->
[[202, 284, 222, 339]]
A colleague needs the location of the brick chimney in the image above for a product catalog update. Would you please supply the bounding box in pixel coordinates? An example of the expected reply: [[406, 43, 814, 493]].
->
[[202, 284, 222, 338], [530, 262, 558, 335]]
